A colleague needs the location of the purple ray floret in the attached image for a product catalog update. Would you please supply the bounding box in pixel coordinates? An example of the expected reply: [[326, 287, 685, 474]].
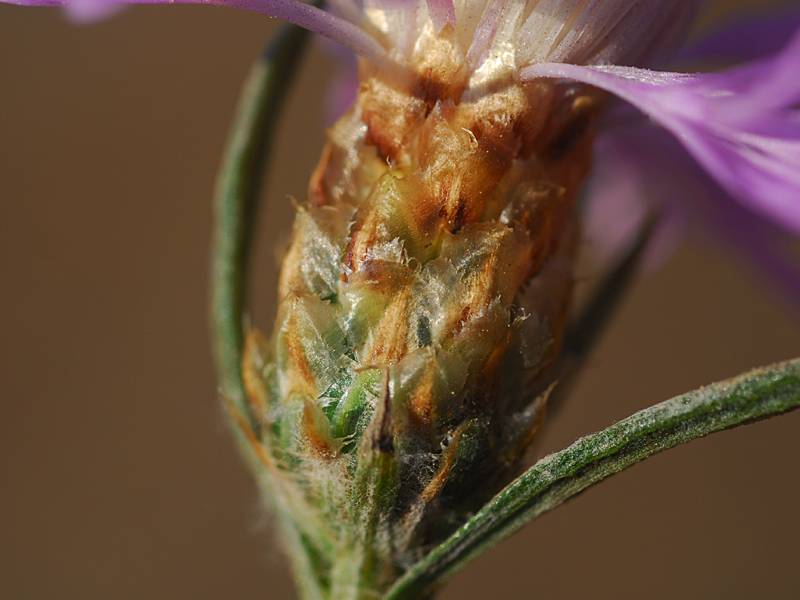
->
[[426, 0, 454, 32], [522, 31, 800, 235], [678, 8, 800, 63]]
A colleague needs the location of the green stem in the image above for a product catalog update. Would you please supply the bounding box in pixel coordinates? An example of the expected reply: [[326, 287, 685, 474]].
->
[[210, 24, 311, 428], [386, 358, 800, 599], [209, 23, 324, 599]]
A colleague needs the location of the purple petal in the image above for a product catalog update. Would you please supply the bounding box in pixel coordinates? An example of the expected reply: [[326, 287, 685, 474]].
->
[[465, 0, 504, 70], [678, 7, 800, 63], [588, 122, 800, 313], [521, 31, 800, 236], [584, 128, 688, 270], [703, 184, 800, 316], [324, 52, 358, 124], [426, 0, 454, 33], [64, 0, 121, 22]]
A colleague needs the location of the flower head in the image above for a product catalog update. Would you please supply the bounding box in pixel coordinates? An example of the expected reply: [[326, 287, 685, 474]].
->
[[5, 0, 800, 595]]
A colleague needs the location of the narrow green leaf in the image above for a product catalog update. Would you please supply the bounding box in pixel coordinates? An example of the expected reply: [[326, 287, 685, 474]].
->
[[208, 25, 327, 599], [386, 358, 800, 599], [210, 24, 311, 428]]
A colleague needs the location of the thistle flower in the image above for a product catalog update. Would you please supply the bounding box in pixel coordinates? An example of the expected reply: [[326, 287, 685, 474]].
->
[[6, 1, 799, 598], [582, 8, 800, 310]]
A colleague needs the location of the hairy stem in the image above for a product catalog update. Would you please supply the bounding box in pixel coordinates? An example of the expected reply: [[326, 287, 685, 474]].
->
[[386, 358, 800, 599]]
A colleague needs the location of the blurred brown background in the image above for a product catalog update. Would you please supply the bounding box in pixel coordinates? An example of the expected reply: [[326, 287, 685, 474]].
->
[[1, 2, 798, 599]]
